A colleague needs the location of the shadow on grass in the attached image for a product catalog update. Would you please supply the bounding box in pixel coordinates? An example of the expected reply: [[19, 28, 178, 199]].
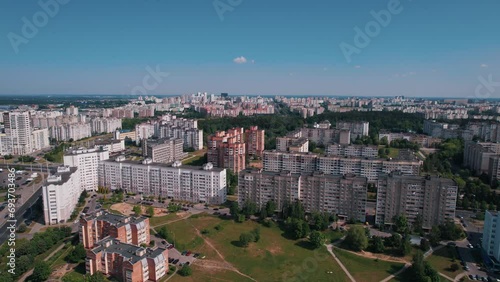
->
[[231, 240, 245, 248], [74, 261, 86, 275], [389, 264, 404, 274], [294, 240, 316, 251]]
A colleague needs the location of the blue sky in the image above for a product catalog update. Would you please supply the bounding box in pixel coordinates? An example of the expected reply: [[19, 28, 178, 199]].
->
[[0, 0, 499, 97]]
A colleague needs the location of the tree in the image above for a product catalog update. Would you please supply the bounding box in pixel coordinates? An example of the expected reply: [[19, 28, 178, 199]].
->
[[133, 205, 141, 216], [420, 238, 430, 252], [251, 227, 261, 242], [239, 232, 255, 247], [229, 201, 239, 218], [147, 206, 155, 217], [84, 272, 108, 282], [393, 214, 409, 235], [32, 261, 51, 282], [450, 263, 459, 272], [429, 225, 441, 246], [311, 212, 330, 231], [371, 236, 385, 253], [17, 223, 27, 233], [178, 265, 192, 276], [67, 244, 86, 263], [265, 200, 277, 216], [344, 226, 368, 251], [399, 236, 412, 256], [309, 231, 325, 249], [242, 200, 257, 218]]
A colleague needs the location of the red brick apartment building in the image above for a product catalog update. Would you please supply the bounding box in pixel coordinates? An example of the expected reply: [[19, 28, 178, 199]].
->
[[245, 126, 265, 157], [80, 211, 150, 249], [208, 127, 246, 172], [86, 237, 168, 282]]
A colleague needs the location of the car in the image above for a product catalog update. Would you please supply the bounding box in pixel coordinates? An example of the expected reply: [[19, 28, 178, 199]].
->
[[173, 259, 179, 264], [214, 212, 220, 215], [464, 266, 469, 271], [213, 208, 219, 211], [24, 220, 32, 226], [194, 253, 200, 258], [167, 245, 174, 250], [161, 240, 167, 245], [186, 251, 192, 256], [186, 262, 190, 265], [470, 275, 475, 280], [181, 251, 187, 255], [168, 258, 173, 263]]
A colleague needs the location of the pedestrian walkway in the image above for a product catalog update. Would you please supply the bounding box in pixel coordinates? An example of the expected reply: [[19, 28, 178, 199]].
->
[[325, 244, 356, 282]]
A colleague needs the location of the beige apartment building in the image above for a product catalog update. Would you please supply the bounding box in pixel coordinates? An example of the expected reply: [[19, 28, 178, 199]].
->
[[238, 169, 367, 222], [375, 172, 457, 230], [142, 138, 186, 163]]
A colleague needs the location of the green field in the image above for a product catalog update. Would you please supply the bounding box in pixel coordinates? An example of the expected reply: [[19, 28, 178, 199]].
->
[[166, 215, 348, 282], [149, 213, 182, 227], [426, 246, 463, 279], [333, 247, 404, 282]]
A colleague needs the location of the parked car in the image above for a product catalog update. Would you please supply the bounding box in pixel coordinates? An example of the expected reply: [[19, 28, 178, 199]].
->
[[181, 251, 187, 255], [167, 245, 174, 250], [186, 251, 192, 256], [161, 240, 167, 245]]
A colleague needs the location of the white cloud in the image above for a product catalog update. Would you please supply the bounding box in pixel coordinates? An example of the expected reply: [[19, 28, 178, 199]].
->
[[233, 56, 247, 64], [354, 65, 361, 69], [481, 63, 488, 68]]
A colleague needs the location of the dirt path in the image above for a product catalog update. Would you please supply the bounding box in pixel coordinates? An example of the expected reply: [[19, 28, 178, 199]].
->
[[188, 221, 257, 282]]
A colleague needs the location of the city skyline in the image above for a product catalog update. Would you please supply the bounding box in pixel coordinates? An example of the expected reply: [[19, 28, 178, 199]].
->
[[1, 0, 499, 97]]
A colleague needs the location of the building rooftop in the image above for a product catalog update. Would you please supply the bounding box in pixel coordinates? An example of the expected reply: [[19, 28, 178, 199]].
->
[[45, 166, 77, 186], [90, 237, 167, 264], [105, 156, 225, 172], [82, 211, 148, 229]]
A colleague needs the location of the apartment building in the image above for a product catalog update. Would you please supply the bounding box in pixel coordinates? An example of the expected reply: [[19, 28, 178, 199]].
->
[[335, 121, 369, 139], [326, 144, 378, 158], [32, 128, 50, 151], [142, 138, 186, 163], [378, 131, 441, 148], [276, 137, 309, 152], [42, 166, 81, 225], [64, 148, 110, 191], [3, 111, 33, 155], [154, 116, 203, 150], [238, 169, 367, 221], [80, 211, 150, 249], [376, 172, 457, 230], [299, 127, 351, 145], [463, 141, 500, 175], [263, 151, 421, 182], [66, 106, 79, 116], [208, 128, 246, 172], [482, 211, 500, 269], [94, 139, 126, 154], [86, 238, 168, 282], [245, 126, 265, 157], [98, 158, 227, 204], [90, 117, 122, 134], [49, 123, 92, 142]]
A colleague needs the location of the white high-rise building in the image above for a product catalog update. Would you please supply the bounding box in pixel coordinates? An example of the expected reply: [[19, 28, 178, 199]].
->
[[42, 166, 81, 225], [64, 148, 110, 191], [32, 128, 50, 151], [3, 111, 32, 155], [99, 157, 227, 204], [90, 117, 122, 134], [66, 106, 79, 116], [483, 211, 500, 268]]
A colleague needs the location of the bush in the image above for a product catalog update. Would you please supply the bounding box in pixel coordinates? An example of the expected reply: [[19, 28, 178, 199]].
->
[[450, 263, 460, 272], [17, 224, 27, 233], [178, 265, 192, 276], [344, 226, 368, 251], [214, 224, 224, 231], [239, 232, 255, 247]]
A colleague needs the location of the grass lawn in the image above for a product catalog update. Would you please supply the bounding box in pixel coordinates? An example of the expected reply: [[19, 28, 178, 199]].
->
[[388, 148, 400, 158], [168, 265, 255, 282], [333, 247, 404, 282], [168, 215, 348, 282], [61, 262, 86, 282], [426, 246, 463, 279], [150, 213, 181, 227]]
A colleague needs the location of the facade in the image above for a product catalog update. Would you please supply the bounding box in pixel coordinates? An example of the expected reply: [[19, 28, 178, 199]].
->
[[142, 138, 186, 163], [3, 111, 32, 154], [378, 131, 441, 148], [483, 211, 500, 267], [80, 211, 150, 249], [49, 123, 92, 141], [238, 169, 367, 221], [90, 117, 122, 134], [94, 139, 126, 153], [335, 121, 369, 139], [31, 128, 50, 151], [86, 238, 168, 282], [263, 151, 421, 182], [42, 166, 81, 225], [157, 117, 203, 150], [208, 128, 246, 172], [376, 172, 457, 230], [66, 106, 79, 116], [98, 158, 227, 204], [64, 148, 110, 191], [464, 141, 500, 175], [276, 137, 309, 152], [326, 144, 378, 158], [299, 128, 351, 145], [245, 126, 265, 157]]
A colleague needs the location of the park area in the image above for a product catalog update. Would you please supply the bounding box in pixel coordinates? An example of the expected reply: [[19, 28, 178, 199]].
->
[[163, 214, 349, 282]]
